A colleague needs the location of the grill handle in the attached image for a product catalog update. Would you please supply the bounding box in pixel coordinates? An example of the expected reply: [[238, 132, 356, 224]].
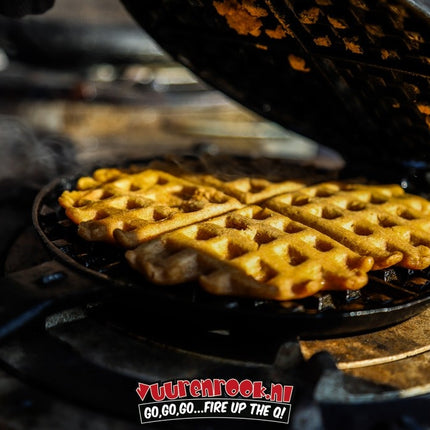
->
[[0, 281, 54, 339], [0, 260, 107, 341]]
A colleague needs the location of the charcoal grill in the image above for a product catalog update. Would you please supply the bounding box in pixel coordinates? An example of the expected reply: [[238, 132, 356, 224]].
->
[[18, 155, 430, 340], [2, 171, 430, 429], [2, 0, 430, 429], [1, 151, 430, 341]]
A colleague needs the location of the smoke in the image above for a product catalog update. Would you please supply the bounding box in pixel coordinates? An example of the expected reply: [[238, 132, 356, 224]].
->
[[0, 115, 77, 191]]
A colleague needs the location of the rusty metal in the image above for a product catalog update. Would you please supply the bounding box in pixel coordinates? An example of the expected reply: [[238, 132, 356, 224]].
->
[[121, 0, 430, 164], [301, 307, 430, 370], [301, 307, 430, 400]]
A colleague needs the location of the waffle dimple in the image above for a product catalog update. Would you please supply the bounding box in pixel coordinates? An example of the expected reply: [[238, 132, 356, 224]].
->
[[125, 205, 374, 301], [266, 182, 430, 270], [58, 167, 243, 246]]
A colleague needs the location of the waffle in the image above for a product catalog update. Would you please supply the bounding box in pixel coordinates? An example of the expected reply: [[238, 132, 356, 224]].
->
[[59, 161, 430, 300], [147, 157, 310, 204], [58, 167, 243, 247], [266, 182, 430, 270], [125, 206, 374, 301], [178, 173, 307, 204]]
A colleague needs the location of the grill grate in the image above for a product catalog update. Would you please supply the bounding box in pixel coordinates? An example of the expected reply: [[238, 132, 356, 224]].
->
[[33, 165, 430, 338]]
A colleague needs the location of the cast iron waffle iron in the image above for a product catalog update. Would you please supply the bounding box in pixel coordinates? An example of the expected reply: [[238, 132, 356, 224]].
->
[[121, 0, 430, 165], [0, 155, 428, 341], [3, 1, 430, 341]]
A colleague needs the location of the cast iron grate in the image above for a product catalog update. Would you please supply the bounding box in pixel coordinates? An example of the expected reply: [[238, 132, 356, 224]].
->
[[32, 162, 430, 338]]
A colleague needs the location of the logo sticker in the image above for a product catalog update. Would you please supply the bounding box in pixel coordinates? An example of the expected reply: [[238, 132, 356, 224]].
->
[[137, 378, 293, 424]]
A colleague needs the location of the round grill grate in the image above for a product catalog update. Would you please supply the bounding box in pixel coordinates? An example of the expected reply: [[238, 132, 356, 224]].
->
[[32, 162, 430, 338]]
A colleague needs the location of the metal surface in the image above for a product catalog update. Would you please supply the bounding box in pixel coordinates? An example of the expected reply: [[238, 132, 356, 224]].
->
[[301, 306, 430, 370], [120, 0, 430, 164], [0, 0, 166, 67], [3, 213, 430, 429], [2, 1, 430, 425]]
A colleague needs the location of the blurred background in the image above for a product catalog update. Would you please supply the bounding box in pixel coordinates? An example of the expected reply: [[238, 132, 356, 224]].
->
[[0, 0, 342, 190]]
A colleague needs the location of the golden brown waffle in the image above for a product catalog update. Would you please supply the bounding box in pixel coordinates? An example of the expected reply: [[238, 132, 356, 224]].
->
[[58, 167, 243, 247], [266, 182, 430, 270], [147, 157, 309, 204], [125, 206, 374, 301], [177, 173, 307, 204], [59, 161, 430, 300]]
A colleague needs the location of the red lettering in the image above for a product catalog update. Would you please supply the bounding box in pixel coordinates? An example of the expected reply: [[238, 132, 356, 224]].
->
[[252, 381, 266, 399], [225, 379, 240, 397], [138, 379, 292, 404], [200, 379, 214, 397], [270, 383, 283, 402], [239, 379, 253, 397], [150, 383, 165, 401], [283, 385, 294, 403], [189, 380, 201, 397], [213, 379, 225, 397], [164, 381, 179, 400], [176, 380, 190, 398], [136, 383, 150, 401]]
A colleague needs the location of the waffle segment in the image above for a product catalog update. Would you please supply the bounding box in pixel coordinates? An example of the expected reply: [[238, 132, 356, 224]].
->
[[125, 206, 374, 301], [148, 157, 310, 204], [179, 173, 307, 204], [266, 182, 430, 270], [58, 168, 243, 246]]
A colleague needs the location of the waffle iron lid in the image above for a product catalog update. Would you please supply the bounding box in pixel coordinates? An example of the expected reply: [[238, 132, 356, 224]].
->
[[120, 0, 430, 164]]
